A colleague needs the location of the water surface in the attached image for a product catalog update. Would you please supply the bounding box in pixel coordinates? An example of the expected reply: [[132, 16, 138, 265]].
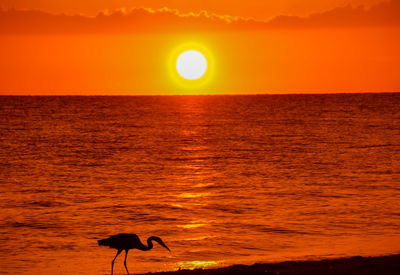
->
[[0, 94, 399, 274]]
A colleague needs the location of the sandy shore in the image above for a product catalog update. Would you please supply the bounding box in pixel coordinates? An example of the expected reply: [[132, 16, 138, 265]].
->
[[142, 254, 400, 275]]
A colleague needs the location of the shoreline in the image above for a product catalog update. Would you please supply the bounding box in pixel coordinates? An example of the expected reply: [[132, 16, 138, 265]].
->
[[142, 254, 400, 275]]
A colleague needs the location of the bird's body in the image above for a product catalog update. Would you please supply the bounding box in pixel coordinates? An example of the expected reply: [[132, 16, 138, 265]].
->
[[99, 233, 148, 251], [98, 233, 170, 275]]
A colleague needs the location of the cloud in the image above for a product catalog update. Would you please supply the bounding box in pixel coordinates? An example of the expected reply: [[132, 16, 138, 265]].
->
[[267, 0, 400, 28], [1, 0, 399, 34], [0, 7, 240, 34]]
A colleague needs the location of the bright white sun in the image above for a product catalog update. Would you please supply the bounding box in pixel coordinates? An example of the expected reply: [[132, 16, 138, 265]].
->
[[176, 50, 207, 80]]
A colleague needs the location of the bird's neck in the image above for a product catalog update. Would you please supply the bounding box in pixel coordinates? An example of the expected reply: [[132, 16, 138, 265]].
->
[[138, 237, 154, 251], [145, 238, 155, 251]]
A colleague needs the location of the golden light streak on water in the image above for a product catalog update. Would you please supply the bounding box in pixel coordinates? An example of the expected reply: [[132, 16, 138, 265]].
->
[[177, 193, 210, 198], [184, 236, 213, 241], [178, 223, 207, 229], [177, 260, 220, 270]]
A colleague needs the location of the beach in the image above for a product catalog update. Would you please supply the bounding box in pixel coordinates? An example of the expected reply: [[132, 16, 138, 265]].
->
[[144, 254, 400, 275]]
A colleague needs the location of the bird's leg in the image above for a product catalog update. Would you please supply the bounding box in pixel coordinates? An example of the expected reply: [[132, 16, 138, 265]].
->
[[111, 249, 122, 275], [124, 249, 130, 275]]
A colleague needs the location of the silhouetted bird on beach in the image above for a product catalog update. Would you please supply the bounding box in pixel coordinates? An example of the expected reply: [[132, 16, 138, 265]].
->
[[98, 233, 170, 275]]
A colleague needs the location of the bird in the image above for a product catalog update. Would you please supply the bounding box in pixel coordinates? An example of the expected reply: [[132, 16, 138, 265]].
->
[[98, 233, 170, 275]]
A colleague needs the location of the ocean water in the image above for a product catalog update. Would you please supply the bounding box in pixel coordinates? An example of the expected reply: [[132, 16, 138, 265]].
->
[[0, 94, 399, 275]]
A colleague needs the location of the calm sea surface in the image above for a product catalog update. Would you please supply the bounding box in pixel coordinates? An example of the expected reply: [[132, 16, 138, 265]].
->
[[0, 94, 399, 274]]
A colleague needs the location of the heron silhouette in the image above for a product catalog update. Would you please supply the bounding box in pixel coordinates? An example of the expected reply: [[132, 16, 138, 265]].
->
[[98, 233, 170, 275]]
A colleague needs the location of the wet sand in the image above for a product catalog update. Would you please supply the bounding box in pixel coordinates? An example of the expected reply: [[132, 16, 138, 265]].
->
[[143, 254, 400, 275]]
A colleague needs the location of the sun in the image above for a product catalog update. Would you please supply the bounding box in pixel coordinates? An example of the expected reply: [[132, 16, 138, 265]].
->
[[168, 41, 214, 90], [176, 50, 207, 80]]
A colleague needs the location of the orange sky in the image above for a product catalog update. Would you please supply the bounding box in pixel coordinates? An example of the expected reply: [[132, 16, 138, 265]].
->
[[0, 0, 399, 94]]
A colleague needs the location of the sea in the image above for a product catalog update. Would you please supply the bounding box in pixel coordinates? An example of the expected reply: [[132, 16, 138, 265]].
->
[[0, 94, 399, 274]]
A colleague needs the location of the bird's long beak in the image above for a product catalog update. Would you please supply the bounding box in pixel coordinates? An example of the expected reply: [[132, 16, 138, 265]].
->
[[160, 240, 171, 252], [163, 243, 171, 252]]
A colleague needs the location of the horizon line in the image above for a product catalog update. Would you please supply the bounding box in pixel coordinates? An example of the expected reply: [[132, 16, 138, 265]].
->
[[1, 92, 399, 97]]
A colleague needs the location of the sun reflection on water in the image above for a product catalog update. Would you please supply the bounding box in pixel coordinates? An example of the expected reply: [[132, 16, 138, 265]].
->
[[177, 192, 210, 198], [184, 235, 212, 241], [177, 260, 219, 270], [178, 219, 208, 229], [169, 203, 184, 208], [178, 223, 207, 229]]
